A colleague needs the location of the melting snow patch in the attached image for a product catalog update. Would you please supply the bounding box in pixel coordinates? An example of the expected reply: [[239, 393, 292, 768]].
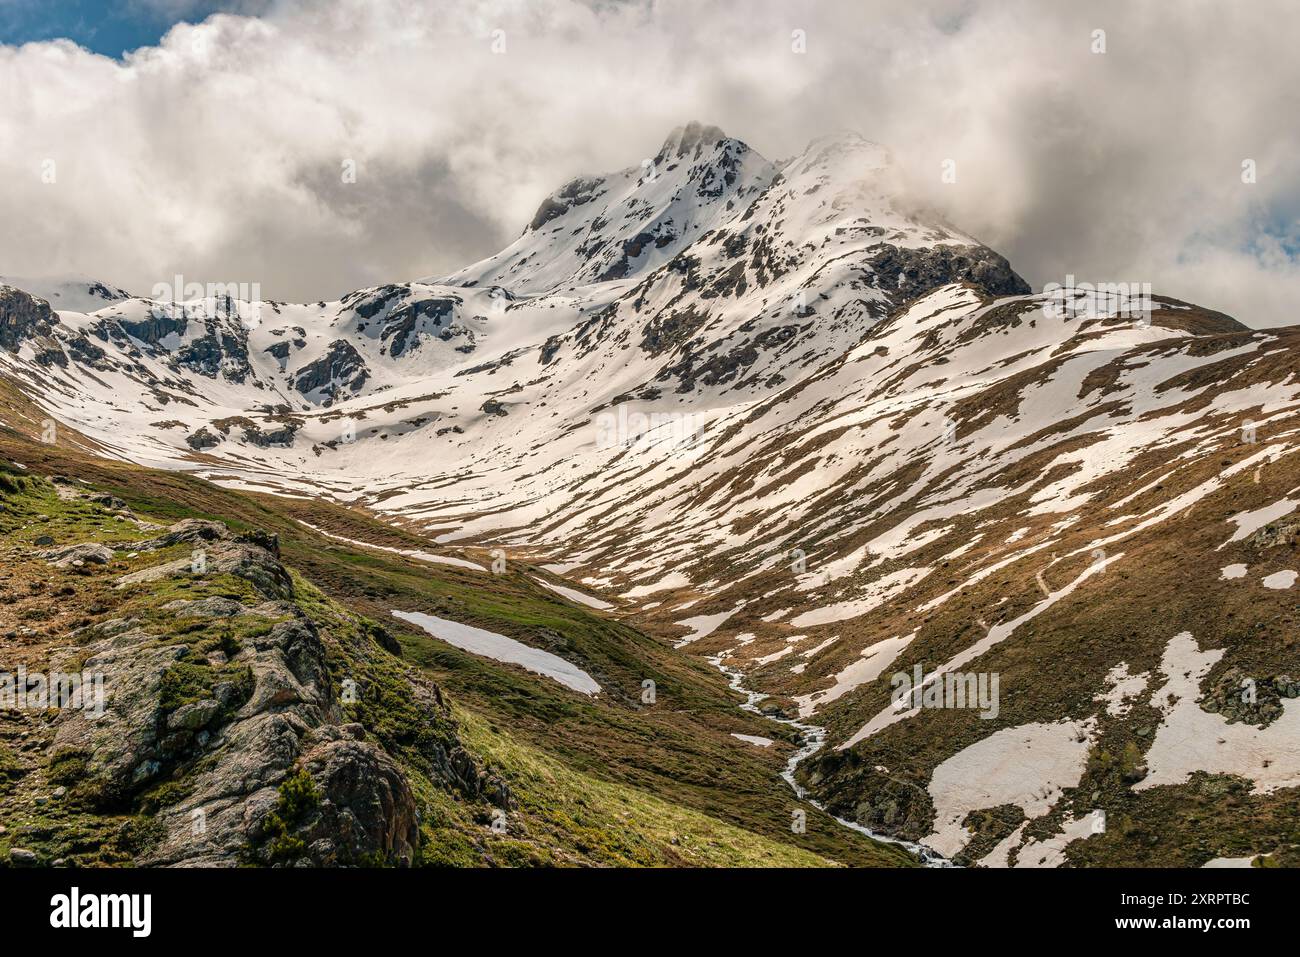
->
[[1262, 570, 1297, 590], [923, 719, 1095, 860], [299, 521, 485, 571], [392, 610, 600, 696], [755, 646, 795, 665], [731, 733, 774, 747], [673, 604, 742, 648], [1093, 662, 1149, 717], [790, 567, 931, 627], [623, 571, 691, 598], [1011, 814, 1099, 869], [841, 553, 1121, 748], [1138, 631, 1300, 793], [534, 578, 614, 610], [799, 636, 839, 659], [794, 633, 914, 718], [1218, 498, 1299, 550], [1219, 564, 1247, 580]]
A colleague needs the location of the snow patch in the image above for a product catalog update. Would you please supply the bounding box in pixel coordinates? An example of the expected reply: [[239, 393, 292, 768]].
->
[[392, 610, 600, 695]]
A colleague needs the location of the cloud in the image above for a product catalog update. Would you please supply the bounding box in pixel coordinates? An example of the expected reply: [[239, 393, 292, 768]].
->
[[1, 0, 1298, 326]]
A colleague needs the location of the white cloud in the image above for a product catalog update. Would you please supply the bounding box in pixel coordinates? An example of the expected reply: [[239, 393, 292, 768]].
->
[[1, 0, 1298, 326]]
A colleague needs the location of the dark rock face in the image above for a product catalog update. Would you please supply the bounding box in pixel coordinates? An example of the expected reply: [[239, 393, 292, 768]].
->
[[185, 428, 221, 451], [171, 325, 254, 384], [539, 334, 564, 365], [344, 284, 406, 321], [32, 346, 67, 367], [173, 334, 223, 376], [655, 322, 803, 394], [118, 312, 187, 346], [65, 335, 108, 368], [242, 422, 299, 449], [381, 297, 458, 358], [85, 281, 128, 304], [293, 732, 420, 865], [529, 176, 606, 232], [291, 340, 370, 405], [597, 228, 678, 282], [0, 286, 57, 352], [629, 237, 1030, 396], [868, 243, 1032, 304], [640, 306, 709, 358]]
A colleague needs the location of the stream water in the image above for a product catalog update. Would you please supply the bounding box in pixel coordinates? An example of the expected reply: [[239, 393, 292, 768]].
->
[[707, 654, 953, 867]]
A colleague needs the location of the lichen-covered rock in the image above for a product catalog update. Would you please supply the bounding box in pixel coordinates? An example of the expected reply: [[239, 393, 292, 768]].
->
[[114, 521, 293, 599], [38, 515, 470, 867], [167, 699, 221, 732], [49, 634, 191, 807], [36, 542, 114, 568]]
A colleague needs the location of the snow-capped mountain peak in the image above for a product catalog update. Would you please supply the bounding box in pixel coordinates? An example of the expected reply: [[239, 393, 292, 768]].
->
[[439, 121, 776, 296], [0, 125, 1036, 472], [8, 123, 1300, 872]]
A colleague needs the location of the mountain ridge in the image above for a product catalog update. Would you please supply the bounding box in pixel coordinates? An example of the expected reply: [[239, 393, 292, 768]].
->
[[4, 123, 1299, 868]]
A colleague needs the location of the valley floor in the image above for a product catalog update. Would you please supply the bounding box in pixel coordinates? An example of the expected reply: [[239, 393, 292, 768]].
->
[[0, 420, 909, 867]]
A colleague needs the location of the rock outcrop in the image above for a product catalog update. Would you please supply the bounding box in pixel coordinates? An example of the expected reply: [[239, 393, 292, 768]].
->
[[46, 517, 474, 866], [0, 286, 58, 352], [291, 340, 370, 405]]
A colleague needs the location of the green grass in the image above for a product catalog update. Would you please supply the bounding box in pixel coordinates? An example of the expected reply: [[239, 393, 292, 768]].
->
[[433, 706, 843, 867], [0, 425, 913, 867]]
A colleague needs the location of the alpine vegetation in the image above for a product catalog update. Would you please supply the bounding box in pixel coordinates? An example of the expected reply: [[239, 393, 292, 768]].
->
[[0, 0, 1297, 879], [4, 112, 1300, 872]]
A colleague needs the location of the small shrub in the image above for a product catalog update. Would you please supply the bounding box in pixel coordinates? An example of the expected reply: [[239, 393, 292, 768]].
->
[[262, 768, 321, 863]]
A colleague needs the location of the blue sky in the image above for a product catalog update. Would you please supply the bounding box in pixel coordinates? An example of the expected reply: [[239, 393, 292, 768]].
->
[[0, 1, 239, 57]]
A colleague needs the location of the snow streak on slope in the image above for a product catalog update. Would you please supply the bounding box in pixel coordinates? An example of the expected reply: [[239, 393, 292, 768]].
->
[[6, 122, 1299, 869]]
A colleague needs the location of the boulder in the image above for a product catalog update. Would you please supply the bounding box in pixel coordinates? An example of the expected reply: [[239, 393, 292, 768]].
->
[[37, 542, 114, 568]]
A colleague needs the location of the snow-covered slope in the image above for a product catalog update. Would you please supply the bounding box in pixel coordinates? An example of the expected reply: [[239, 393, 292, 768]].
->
[[0, 122, 1026, 473], [6, 123, 1297, 868]]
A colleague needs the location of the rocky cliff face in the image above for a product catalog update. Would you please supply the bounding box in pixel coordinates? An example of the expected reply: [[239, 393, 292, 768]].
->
[[0, 286, 58, 353], [291, 340, 370, 405], [0, 474, 506, 867]]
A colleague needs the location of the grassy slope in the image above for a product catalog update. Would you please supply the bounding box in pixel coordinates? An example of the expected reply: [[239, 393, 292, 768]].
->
[[0, 394, 909, 866]]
